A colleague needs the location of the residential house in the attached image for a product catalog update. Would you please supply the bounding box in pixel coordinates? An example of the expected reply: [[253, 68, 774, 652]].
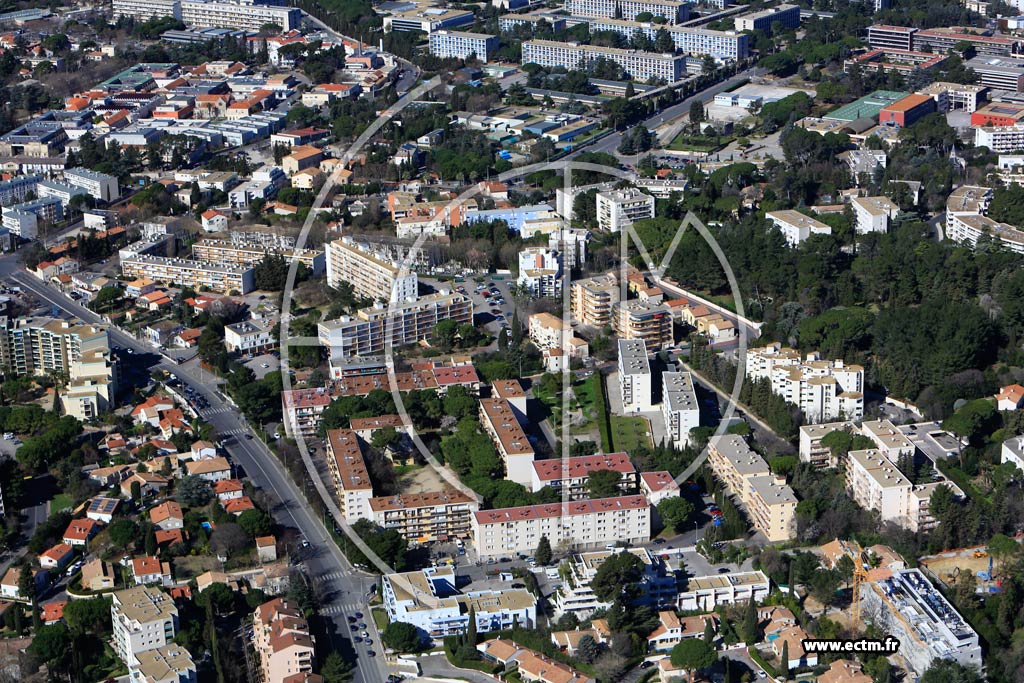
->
[[185, 457, 231, 482], [771, 626, 818, 669], [87, 496, 120, 523], [131, 556, 173, 586], [40, 543, 75, 571], [63, 518, 101, 548], [997, 384, 1024, 411], [214, 479, 244, 501], [150, 502, 184, 530], [0, 566, 48, 601], [80, 558, 115, 591]]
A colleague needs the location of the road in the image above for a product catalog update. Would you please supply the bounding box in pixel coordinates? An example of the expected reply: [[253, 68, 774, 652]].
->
[[3, 265, 387, 683]]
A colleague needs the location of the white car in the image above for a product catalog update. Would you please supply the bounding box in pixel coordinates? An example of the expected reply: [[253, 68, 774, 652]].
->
[[2, 433, 12, 440]]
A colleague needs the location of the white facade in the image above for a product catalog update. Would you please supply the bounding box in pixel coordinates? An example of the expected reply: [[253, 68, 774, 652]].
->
[[586, 20, 749, 60], [596, 188, 655, 233], [745, 343, 865, 422], [111, 586, 179, 666], [565, 0, 689, 22], [517, 247, 562, 298], [325, 237, 418, 303], [223, 320, 274, 353], [63, 168, 120, 203], [798, 421, 855, 469], [553, 548, 678, 618], [851, 196, 900, 234], [677, 571, 770, 611], [945, 185, 1024, 254], [179, 1, 301, 31], [766, 210, 832, 246], [111, 0, 181, 20], [662, 371, 699, 448], [976, 124, 1024, 153], [618, 338, 652, 413], [428, 30, 498, 61], [522, 40, 687, 83], [1001, 436, 1024, 473]]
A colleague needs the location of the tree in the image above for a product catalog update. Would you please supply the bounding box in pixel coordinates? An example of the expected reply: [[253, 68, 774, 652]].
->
[[28, 622, 70, 673], [108, 519, 139, 549], [590, 551, 643, 602], [535, 535, 552, 566], [382, 621, 422, 653], [322, 652, 354, 683], [210, 523, 249, 558], [689, 100, 705, 128], [670, 639, 717, 683], [741, 597, 759, 644], [176, 476, 213, 506], [200, 582, 238, 615], [657, 497, 694, 533], [703, 617, 714, 644], [780, 640, 790, 678], [238, 509, 274, 538], [586, 469, 623, 499], [64, 596, 111, 635], [577, 634, 601, 664], [919, 661, 984, 683], [130, 480, 142, 502], [988, 533, 1019, 571]]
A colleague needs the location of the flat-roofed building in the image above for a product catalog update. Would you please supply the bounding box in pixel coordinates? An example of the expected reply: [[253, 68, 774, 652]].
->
[[179, 1, 300, 32], [596, 188, 655, 233], [522, 40, 688, 83], [63, 167, 119, 203], [130, 644, 196, 683], [223, 319, 274, 354], [677, 570, 770, 611], [479, 398, 535, 487], [867, 24, 916, 50], [471, 495, 651, 557], [517, 246, 562, 298], [585, 20, 749, 61], [860, 419, 915, 459], [916, 82, 987, 113], [111, 0, 181, 21], [369, 490, 479, 544], [383, 7, 475, 32], [613, 299, 672, 350], [662, 371, 699, 448], [529, 452, 637, 497], [566, 0, 689, 22], [766, 210, 831, 246], [975, 123, 1024, 153], [111, 586, 179, 666], [915, 27, 1019, 56], [618, 339, 652, 412], [121, 255, 254, 294], [946, 184, 1024, 253], [326, 429, 372, 522], [553, 548, 677, 617], [851, 196, 900, 234], [571, 273, 620, 328], [746, 342, 865, 422], [878, 93, 936, 127], [965, 55, 1024, 91], [798, 421, 855, 469], [382, 566, 536, 639], [735, 4, 800, 33], [708, 435, 797, 541], [191, 239, 325, 275], [428, 30, 499, 61], [971, 101, 1024, 127]]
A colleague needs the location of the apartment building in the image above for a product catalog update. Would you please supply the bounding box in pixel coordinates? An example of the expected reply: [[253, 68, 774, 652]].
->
[[479, 398, 535, 487], [2, 196, 63, 239], [565, 0, 689, 23], [326, 429, 373, 522], [861, 569, 981, 677], [317, 292, 472, 358], [121, 256, 254, 294], [915, 27, 1019, 56], [111, 0, 181, 20], [383, 7, 474, 32], [223, 320, 274, 354], [471, 495, 651, 558], [860, 419, 915, 460], [595, 188, 655, 233], [281, 387, 333, 437], [766, 210, 832, 246], [529, 452, 638, 497], [618, 339, 653, 412], [129, 644, 196, 683], [571, 273, 620, 328], [851, 196, 900, 234], [517, 247, 562, 298], [63, 168, 120, 203], [428, 30, 499, 61], [975, 124, 1024, 153], [916, 82, 987, 113], [522, 40, 688, 83], [383, 566, 536, 640], [368, 490, 479, 544], [613, 299, 673, 350], [745, 342, 865, 422], [662, 371, 699, 449], [945, 185, 1024, 254], [252, 598, 315, 683], [587, 20, 749, 61], [528, 312, 567, 351], [677, 570, 771, 611], [845, 449, 962, 532], [191, 239, 325, 275], [964, 55, 1024, 91], [867, 24, 916, 50], [325, 237, 418, 302], [111, 586, 179, 666], [0, 174, 41, 206], [554, 548, 677, 618], [797, 421, 855, 469], [735, 4, 800, 33], [179, 1, 300, 31], [707, 435, 796, 542]]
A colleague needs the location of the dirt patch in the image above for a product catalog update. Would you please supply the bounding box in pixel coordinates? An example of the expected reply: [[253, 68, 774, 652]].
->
[[921, 547, 994, 587], [398, 464, 450, 493]]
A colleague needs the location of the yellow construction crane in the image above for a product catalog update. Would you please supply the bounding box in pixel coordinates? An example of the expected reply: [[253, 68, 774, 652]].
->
[[846, 541, 871, 631]]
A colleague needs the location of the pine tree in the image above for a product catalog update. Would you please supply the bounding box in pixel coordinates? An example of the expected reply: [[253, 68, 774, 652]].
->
[[780, 640, 790, 678], [535, 535, 552, 566], [741, 598, 758, 644], [703, 617, 714, 644], [787, 560, 795, 596], [467, 606, 477, 645]]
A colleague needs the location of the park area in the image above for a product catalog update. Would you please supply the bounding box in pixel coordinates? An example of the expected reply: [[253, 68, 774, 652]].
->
[[610, 416, 653, 452]]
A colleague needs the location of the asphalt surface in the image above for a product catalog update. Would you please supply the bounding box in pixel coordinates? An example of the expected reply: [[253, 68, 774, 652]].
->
[[4, 264, 386, 683]]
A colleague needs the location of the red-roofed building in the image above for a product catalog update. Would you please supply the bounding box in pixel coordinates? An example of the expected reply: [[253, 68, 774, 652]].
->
[[41, 601, 67, 625], [132, 395, 175, 427], [63, 518, 101, 548], [431, 365, 481, 395], [214, 479, 244, 502], [40, 543, 75, 570], [878, 93, 937, 127], [529, 453, 637, 499], [640, 471, 681, 505], [224, 496, 255, 515], [131, 556, 172, 586], [998, 384, 1024, 411], [150, 502, 184, 530], [155, 529, 185, 547]]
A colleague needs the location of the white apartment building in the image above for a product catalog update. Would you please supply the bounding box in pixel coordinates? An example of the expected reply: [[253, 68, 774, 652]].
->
[[662, 371, 699, 449], [121, 256, 254, 294], [528, 312, 567, 352], [529, 452, 638, 497], [326, 429, 373, 522], [945, 184, 1024, 254], [846, 449, 962, 532], [766, 210, 832, 246], [677, 570, 770, 611], [63, 168, 120, 203], [915, 82, 987, 113], [111, 0, 181, 20], [383, 567, 536, 640], [976, 124, 1024, 153], [798, 421, 855, 469], [130, 645, 196, 683], [707, 435, 797, 542], [735, 3, 800, 32], [522, 40, 688, 83], [383, 7, 474, 32], [317, 293, 473, 358], [1002, 435, 1024, 472], [2, 196, 63, 239], [860, 419, 915, 460], [618, 338, 653, 413], [479, 398, 535, 486], [325, 237, 418, 303], [553, 548, 678, 618], [179, 0, 301, 31], [471, 494, 651, 558], [428, 30, 499, 61], [596, 188, 655, 233], [746, 342, 865, 422], [565, 0, 689, 23], [851, 196, 900, 234], [223, 320, 274, 354], [191, 239, 325, 275], [586, 20, 749, 61], [111, 586, 179, 666], [517, 247, 562, 298], [571, 273, 620, 328]]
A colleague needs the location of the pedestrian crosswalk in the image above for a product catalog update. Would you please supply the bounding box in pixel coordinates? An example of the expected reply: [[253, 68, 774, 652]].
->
[[218, 427, 250, 436], [200, 406, 234, 417], [314, 570, 348, 584], [319, 602, 364, 616]]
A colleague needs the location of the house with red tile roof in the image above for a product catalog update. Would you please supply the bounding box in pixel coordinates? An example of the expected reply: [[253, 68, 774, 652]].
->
[[214, 478, 244, 501], [150, 502, 184, 530], [224, 496, 255, 515], [131, 556, 172, 586], [40, 543, 75, 571], [63, 518, 101, 548], [41, 601, 67, 625], [155, 529, 186, 547], [997, 384, 1024, 411]]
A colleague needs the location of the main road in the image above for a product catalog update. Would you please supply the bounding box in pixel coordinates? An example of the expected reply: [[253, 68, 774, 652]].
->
[[1, 262, 386, 683]]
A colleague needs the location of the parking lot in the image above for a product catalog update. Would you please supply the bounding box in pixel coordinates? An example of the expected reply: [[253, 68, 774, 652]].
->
[[244, 352, 280, 379]]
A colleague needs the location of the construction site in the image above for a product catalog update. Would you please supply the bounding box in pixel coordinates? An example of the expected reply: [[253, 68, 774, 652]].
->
[[920, 545, 1004, 594]]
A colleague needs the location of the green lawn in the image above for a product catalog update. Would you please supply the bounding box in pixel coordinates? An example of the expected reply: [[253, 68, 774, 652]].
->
[[610, 416, 653, 452], [371, 607, 388, 630], [667, 132, 730, 152], [50, 493, 74, 513]]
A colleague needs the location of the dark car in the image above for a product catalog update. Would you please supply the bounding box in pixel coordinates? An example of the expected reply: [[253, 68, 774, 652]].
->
[[350, 624, 358, 631], [354, 612, 363, 619], [718, 567, 731, 573], [653, 538, 666, 545], [640, 661, 654, 669], [367, 651, 377, 657]]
